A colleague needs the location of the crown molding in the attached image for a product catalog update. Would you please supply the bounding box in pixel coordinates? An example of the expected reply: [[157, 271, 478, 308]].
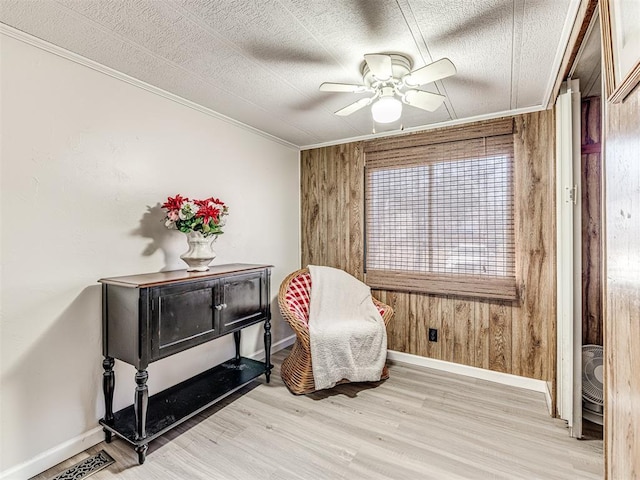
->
[[0, 23, 298, 151], [300, 104, 546, 150]]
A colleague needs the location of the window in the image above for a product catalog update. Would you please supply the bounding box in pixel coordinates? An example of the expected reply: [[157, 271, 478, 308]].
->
[[364, 119, 517, 300]]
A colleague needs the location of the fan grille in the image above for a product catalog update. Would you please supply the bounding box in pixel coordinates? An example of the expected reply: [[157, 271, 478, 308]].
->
[[582, 344, 604, 405]]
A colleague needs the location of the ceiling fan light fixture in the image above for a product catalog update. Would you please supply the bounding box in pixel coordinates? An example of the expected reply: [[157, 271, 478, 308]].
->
[[321, 53, 455, 124], [371, 96, 402, 123]]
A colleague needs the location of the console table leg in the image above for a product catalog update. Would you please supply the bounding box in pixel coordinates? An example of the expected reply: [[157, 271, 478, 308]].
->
[[135, 444, 148, 465], [134, 369, 149, 441], [102, 357, 115, 443], [264, 317, 272, 383], [233, 330, 241, 362]]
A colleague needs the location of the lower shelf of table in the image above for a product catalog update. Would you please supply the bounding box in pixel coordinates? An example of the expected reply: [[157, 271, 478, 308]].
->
[[100, 357, 266, 446]]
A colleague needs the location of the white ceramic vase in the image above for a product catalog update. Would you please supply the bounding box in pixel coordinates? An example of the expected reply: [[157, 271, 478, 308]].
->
[[180, 231, 217, 272]]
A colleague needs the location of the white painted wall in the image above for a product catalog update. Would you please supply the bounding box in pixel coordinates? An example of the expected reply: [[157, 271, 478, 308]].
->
[[0, 34, 300, 477]]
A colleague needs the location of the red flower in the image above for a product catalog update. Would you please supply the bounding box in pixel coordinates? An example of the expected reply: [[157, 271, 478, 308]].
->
[[162, 194, 188, 211], [195, 203, 222, 226], [195, 197, 225, 207], [161, 194, 227, 235]]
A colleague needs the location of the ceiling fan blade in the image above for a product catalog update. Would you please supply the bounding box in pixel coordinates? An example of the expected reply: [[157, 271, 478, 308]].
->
[[364, 54, 393, 81], [319, 82, 367, 93], [403, 90, 446, 112], [403, 58, 456, 86], [335, 97, 372, 116]]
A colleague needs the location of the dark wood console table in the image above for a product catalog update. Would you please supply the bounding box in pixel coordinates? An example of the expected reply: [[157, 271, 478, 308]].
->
[[98, 263, 272, 464]]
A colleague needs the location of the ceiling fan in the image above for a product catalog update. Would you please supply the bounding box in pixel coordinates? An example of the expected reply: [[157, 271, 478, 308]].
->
[[320, 53, 456, 123]]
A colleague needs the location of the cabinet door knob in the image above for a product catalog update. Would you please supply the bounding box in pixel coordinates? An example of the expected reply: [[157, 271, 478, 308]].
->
[[222, 303, 227, 309], [215, 304, 223, 311]]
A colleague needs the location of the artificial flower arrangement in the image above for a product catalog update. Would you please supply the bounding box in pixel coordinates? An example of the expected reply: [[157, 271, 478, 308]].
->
[[162, 194, 229, 236]]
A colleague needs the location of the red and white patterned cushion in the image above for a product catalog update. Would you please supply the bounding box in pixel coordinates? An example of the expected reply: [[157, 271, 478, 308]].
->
[[284, 272, 386, 328], [285, 272, 312, 326]]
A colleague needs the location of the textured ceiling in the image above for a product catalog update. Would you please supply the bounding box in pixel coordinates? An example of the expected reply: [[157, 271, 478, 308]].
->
[[0, 0, 578, 148]]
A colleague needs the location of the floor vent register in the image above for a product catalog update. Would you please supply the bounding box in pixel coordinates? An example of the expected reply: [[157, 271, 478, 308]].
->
[[49, 450, 115, 480]]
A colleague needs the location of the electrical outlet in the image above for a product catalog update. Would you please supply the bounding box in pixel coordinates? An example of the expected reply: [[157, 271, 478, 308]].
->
[[428, 328, 438, 342]]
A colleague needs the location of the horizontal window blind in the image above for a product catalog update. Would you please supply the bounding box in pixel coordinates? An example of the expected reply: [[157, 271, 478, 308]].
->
[[365, 123, 516, 300]]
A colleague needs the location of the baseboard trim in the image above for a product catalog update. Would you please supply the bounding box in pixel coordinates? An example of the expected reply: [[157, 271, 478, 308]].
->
[[0, 335, 295, 480], [248, 334, 295, 361], [544, 381, 554, 416], [387, 350, 547, 393], [0, 427, 104, 480]]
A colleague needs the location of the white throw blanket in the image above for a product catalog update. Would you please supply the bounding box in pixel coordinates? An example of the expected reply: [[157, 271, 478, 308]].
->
[[308, 265, 387, 390]]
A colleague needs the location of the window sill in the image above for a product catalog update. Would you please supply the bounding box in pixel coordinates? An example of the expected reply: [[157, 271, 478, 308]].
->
[[365, 270, 518, 301]]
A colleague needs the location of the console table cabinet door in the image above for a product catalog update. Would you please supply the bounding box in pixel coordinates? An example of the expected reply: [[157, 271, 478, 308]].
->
[[219, 271, 269, 334], [151, 280, 219, 361]]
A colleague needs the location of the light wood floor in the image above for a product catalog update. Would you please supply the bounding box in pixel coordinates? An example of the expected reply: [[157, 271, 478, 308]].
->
[[34, 349, 603, 480]]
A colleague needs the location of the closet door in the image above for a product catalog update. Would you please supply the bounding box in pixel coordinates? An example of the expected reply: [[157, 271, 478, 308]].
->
[[555, 79, 583, 438]]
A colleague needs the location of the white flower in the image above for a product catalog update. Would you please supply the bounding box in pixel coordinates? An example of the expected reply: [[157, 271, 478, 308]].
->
[[179, 201, 199, 220], [165, 220, 176, 229]]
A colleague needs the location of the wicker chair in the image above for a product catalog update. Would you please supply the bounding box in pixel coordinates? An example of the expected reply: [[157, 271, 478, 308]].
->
[[278, 267, 394, 395]]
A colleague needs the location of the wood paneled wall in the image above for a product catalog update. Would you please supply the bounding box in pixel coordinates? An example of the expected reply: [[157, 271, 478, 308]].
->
[[581, 96, 603, 346], [301, 141, 365, 278], [604, 87, 640, 479], [301, 111, 556, 382]]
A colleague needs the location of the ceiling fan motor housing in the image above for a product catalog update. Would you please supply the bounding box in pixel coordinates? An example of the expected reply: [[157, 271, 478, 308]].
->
[[362, 54, 412, 88]]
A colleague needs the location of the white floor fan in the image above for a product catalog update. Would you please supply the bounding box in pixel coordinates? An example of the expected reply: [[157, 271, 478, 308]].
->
[[582, 344, 604, 425]]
